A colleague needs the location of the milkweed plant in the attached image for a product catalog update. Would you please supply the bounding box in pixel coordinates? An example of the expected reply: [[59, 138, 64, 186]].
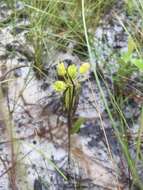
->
[[53, 62, 90, 166], [53, 62, 90, 112]]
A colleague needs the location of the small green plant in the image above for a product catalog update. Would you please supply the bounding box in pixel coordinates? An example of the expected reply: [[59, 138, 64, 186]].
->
[[124, 0, 134, 15], [53, 62, 90, 166], [116, 37, 143, 74], [113, 37, 137, 96]]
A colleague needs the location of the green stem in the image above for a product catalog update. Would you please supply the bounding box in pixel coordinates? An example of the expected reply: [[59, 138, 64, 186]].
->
[[67, 110, 72, 167], [67, 83, 75, 168]]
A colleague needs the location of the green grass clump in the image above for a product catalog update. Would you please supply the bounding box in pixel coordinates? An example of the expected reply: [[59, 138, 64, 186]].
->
[[7, 0, 114, 75]]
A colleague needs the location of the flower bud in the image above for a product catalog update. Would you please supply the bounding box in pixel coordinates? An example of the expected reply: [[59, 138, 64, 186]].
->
[[53, 81, 67, 92], [79, 62, 90, 74], [57, 62, 66, 76], [67, 64, 77, 79]]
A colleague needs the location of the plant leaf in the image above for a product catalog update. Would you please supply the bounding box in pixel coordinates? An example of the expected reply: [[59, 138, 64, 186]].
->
[[121, 52, 132, 63], [131, 59, 143, 70], [128, 37, 135, 54], [71, 118, 85, 134]]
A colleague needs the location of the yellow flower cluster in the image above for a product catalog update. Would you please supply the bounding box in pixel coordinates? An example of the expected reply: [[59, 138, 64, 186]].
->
[[53, 62, 90, 92]]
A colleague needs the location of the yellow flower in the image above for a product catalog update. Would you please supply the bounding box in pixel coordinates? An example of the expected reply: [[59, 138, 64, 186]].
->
[[67, 64, 77, 79], [79, 62, 90, 74], [57, 62, 66, 76], [53, 81, 67, 92]]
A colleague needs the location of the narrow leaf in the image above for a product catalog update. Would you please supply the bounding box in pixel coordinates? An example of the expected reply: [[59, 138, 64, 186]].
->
[[128, 37, 135, 54], [71, 118, 85, 134]]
